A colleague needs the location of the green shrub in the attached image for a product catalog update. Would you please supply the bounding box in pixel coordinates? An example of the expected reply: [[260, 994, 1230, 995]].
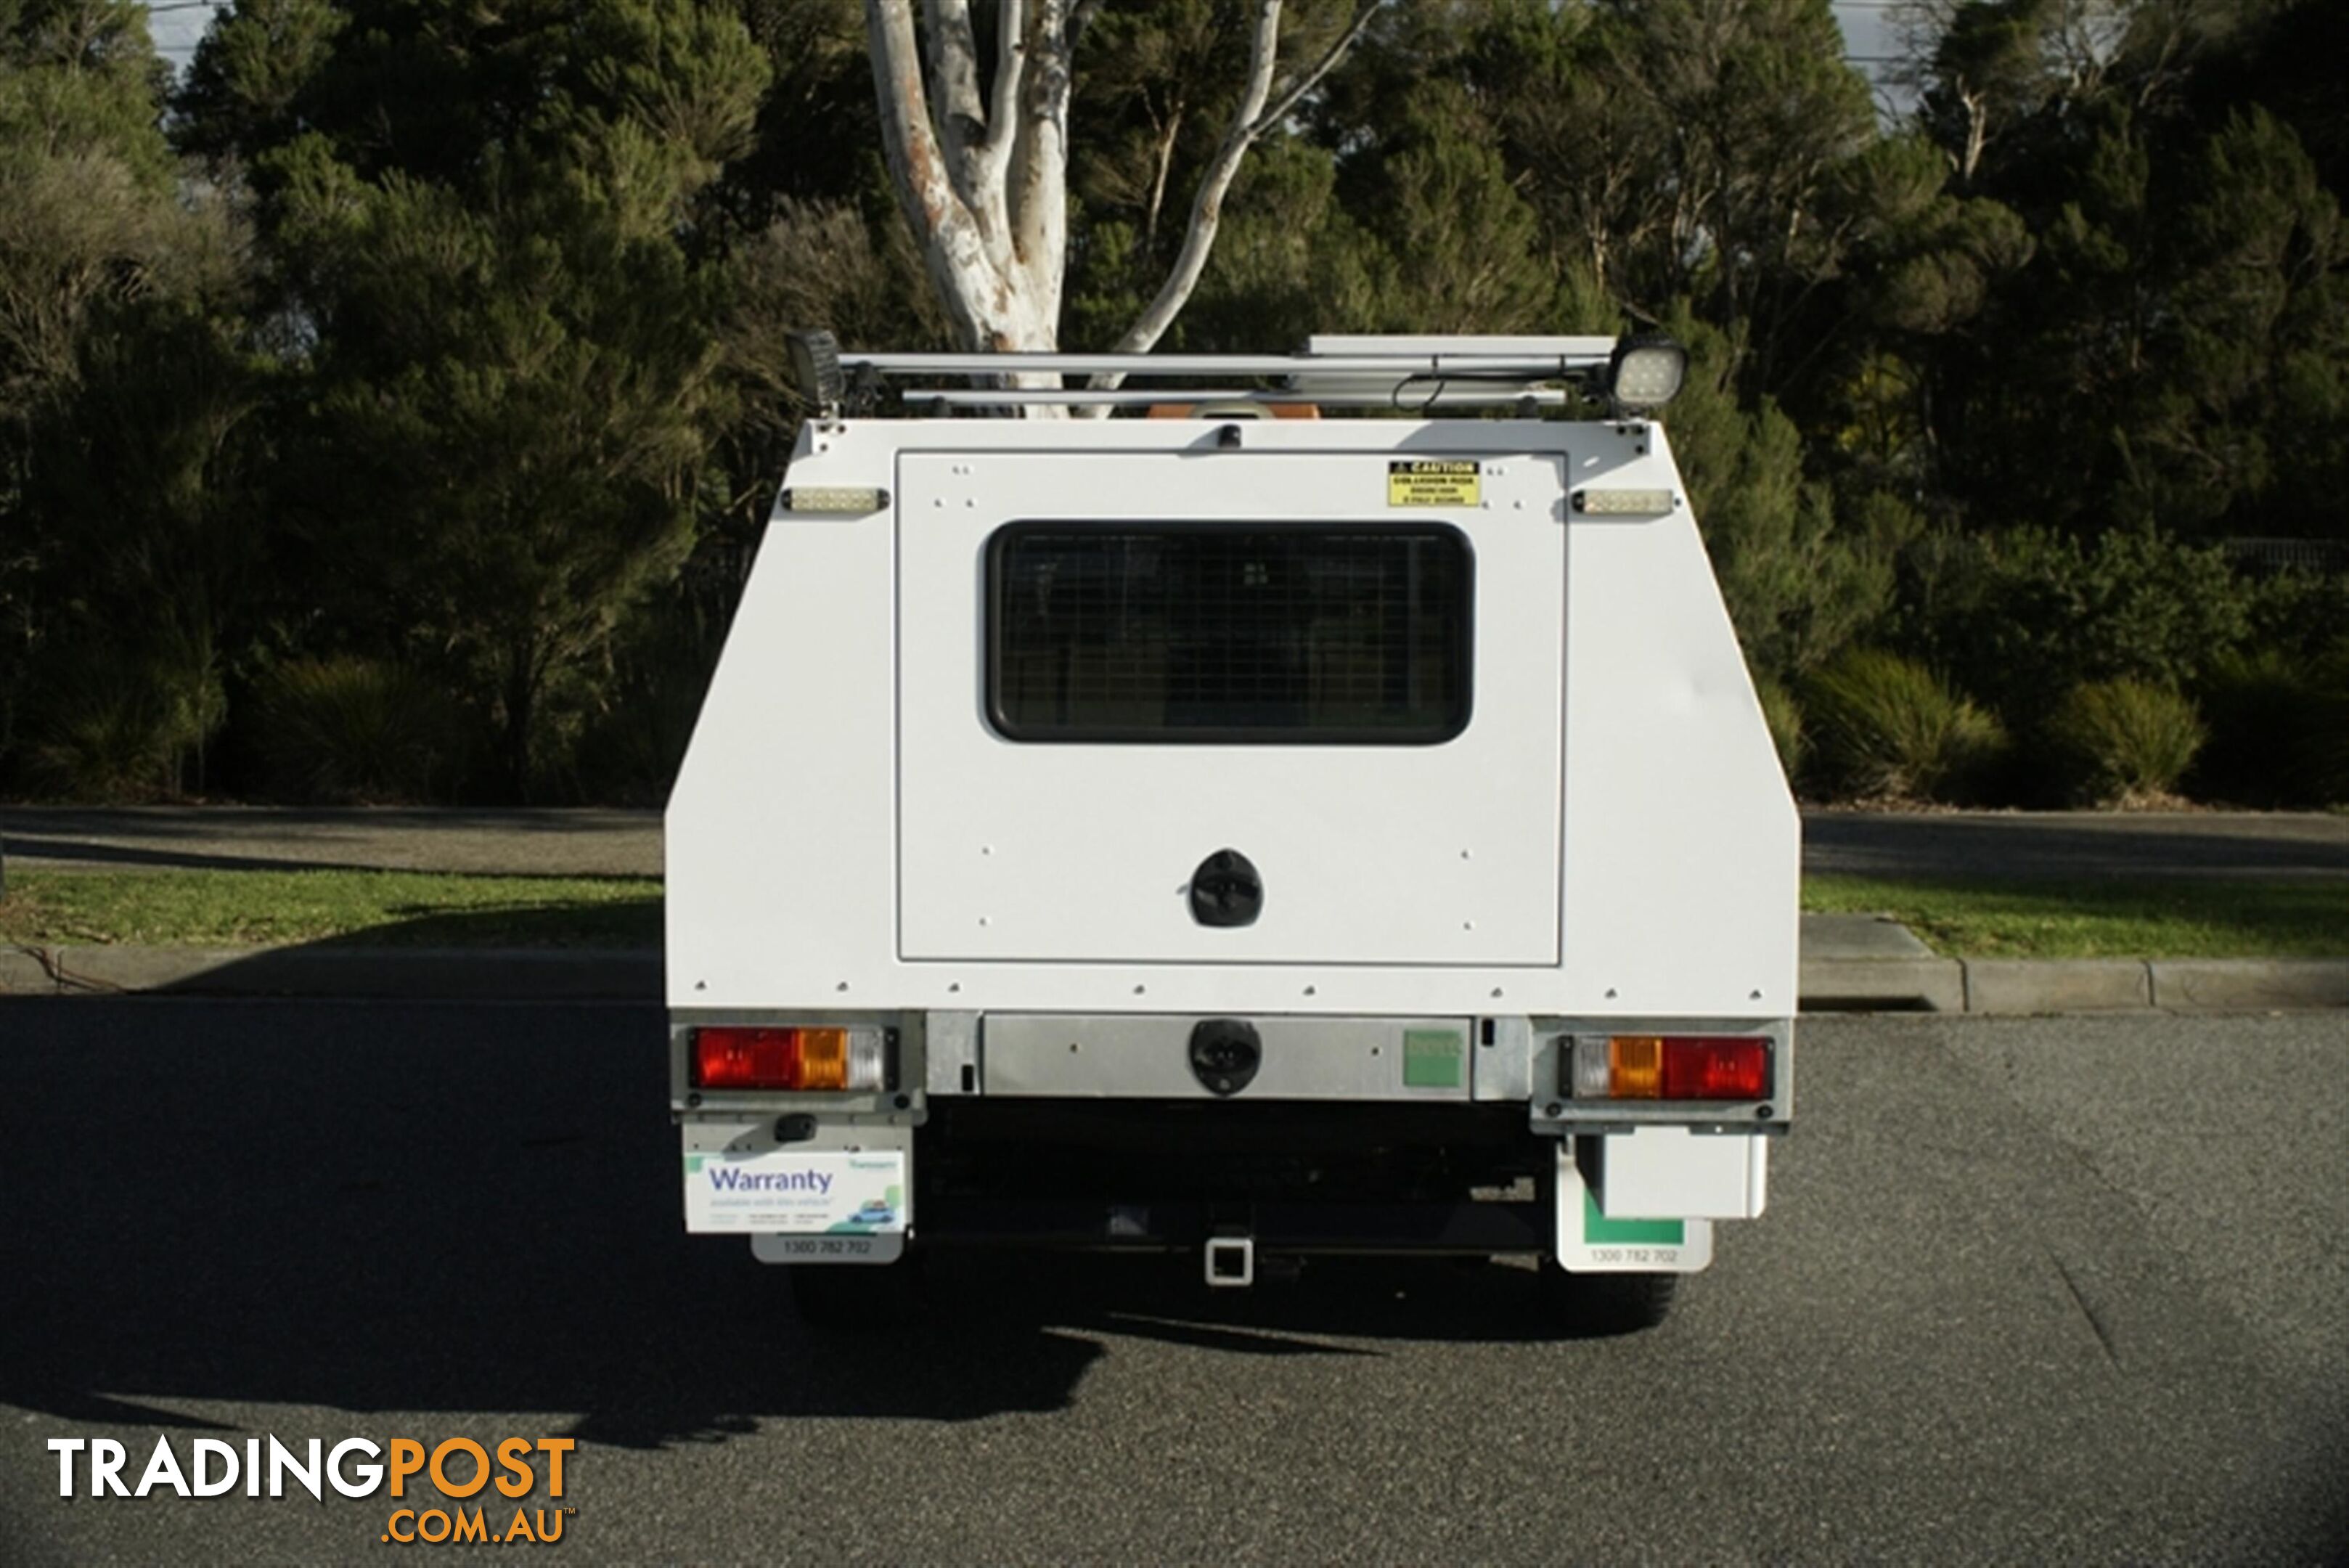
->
[[2313, 640, 2349, 804], [254, 657, 468, 804], [2244, 570, 2349, 662], [1753, 673, 1806, 784], [2193, 639, 2349, 806], [1802, 648, 2006, 803], [2047, 679, 2206, 806], [556, 588, 725, 805], [1886, 527, 2254, 728], [20, 650, 218, 801], [566, 678, 704, 807], [1664, 309, 1895, 682]]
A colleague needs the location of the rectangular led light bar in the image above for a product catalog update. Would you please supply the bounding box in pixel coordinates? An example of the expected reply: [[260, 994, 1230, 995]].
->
[[1572, 489, 1675, 516]]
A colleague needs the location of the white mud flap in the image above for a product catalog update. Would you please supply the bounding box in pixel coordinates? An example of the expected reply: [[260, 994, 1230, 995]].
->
[[683, 1122, 910, 1265], [1554, 1143, 1712, 1274]]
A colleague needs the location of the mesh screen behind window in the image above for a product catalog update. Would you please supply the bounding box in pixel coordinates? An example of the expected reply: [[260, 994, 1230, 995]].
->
[[988, 523, 1471, 743]]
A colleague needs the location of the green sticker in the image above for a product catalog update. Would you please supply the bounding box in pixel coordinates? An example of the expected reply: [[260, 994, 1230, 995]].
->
[[1402, 1029, 1465, 1089], [685, 1154, 707, 1175], [1583, 1188, 1684, 1246]]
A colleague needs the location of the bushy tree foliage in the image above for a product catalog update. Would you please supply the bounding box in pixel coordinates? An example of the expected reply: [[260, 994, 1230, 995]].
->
[[1900, 0, 2349, 545], [1664, 311, 1899, 685], [176, 0, 767, 797], [0, 0, 261, 796], [0, 0, 2339, 804]]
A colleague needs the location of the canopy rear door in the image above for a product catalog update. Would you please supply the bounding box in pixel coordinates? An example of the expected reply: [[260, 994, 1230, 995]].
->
[[896, 451, 1564, 966]]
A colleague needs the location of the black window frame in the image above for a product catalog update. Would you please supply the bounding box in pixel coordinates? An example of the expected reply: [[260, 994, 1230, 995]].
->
[[983, 519, 1476, 746]]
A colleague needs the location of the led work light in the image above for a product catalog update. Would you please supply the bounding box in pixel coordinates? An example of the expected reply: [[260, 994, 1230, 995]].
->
[[1606, 335, 1688, 413], [786, 329, 846, 418]]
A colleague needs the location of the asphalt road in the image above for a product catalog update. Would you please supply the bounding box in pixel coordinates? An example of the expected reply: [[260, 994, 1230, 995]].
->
[[1, 1003, 2343, 1563]]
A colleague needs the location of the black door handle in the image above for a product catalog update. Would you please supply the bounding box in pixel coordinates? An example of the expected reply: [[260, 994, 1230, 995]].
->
[[1189, 849, 1262, 928]]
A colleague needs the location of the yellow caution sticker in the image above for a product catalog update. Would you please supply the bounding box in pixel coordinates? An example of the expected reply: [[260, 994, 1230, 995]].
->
[[1387, 460, 1480, 507]]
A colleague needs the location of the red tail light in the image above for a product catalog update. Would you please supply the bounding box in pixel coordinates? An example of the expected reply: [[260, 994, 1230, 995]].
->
[[690, 1026, 886, 1091], [1659, 1036, 1770, 1100]]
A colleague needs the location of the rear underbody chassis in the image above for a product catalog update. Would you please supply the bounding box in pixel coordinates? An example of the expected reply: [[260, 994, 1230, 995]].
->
[[915, 1100, 1551, 1257]]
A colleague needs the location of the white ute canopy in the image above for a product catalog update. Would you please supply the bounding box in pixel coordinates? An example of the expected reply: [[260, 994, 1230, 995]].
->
[[665, 332, 1800, 1325], [667, 331, 1794, 1021]]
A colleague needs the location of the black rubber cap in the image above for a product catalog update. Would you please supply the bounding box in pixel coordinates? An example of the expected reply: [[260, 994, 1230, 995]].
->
[[1188, 1019, 1262, 1096], [1189, 849, 1262, 928]]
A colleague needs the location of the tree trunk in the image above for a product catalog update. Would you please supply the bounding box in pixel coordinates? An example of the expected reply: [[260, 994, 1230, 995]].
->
[[867, 0, 1066, 352], [866, 0, 1381, 360]]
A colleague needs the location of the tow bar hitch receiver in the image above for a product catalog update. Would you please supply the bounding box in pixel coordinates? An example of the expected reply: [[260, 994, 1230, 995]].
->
[[1205, 1234, 1256, 1289]]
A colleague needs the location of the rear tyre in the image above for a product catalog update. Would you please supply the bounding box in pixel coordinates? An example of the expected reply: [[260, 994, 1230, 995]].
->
[[788, 1260, 920, 1330], [1545, 1265, 1678, 1335]]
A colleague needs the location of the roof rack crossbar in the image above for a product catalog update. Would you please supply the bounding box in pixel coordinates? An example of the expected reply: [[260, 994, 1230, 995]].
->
[[907, 388, 1572, 409], [840, 351, 1612, 380]]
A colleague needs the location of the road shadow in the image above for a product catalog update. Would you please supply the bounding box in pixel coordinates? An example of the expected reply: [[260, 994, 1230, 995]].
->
[[0, 807, 661, 878], [1802, 812, 2349, 881], [273, 895, 661, 953], [0, 997, 1590, 1448], [3, 836, 401, 875]]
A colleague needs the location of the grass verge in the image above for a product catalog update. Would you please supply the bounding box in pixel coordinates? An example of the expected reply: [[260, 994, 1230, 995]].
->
[[1, 868, 2339, 960], [0, 869, 660, 949], [1802, 874, 2348, 960]]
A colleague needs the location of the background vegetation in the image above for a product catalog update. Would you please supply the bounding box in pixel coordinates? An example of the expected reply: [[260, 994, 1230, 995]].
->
[[1, 0, 2341, 807]]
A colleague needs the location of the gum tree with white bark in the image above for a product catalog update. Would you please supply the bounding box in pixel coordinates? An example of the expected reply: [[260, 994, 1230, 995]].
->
[[864, 0, 1380, 355]]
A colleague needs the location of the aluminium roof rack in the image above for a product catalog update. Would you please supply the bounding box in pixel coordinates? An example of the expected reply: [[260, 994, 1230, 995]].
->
[[787, 332, 1688, 420]]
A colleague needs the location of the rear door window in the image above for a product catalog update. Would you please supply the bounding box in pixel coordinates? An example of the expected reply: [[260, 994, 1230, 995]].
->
[[987, 523, 1472, 743]]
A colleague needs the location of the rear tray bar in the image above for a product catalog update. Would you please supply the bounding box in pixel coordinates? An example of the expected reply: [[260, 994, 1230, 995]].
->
[[914, 1199, 1548, 1255]]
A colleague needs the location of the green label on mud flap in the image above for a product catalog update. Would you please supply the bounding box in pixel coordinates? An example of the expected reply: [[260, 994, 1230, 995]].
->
[[1402, 1029, 1466, 1088], [1583, 1188, 1686, 1246]]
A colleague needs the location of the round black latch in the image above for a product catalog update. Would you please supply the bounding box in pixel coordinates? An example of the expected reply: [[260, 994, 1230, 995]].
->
[[1189, 848, 1262, 928], [1188, 1019, 1262, 1097]]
